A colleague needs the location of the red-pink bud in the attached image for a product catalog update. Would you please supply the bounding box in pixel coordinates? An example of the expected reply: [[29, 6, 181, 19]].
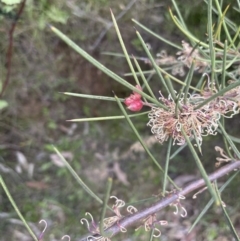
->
[[127, 100, 143, 112], [124, 85, 143, 112], [124, 96, 133, 106], [133, 85, 142, 99]]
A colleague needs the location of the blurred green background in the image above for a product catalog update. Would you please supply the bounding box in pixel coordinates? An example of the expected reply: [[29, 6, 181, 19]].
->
[[0, 0, 240, 240]]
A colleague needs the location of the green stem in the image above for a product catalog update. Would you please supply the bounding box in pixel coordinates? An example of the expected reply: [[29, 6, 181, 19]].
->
[[0, 176, 38, 241], [111, 10, 140, 87], [132, 19, 181, 50], [221, 40, 227, 88], [136, 31, 170, 97], [184, 61, 195, 104], [100, 178, 113, 237], [207, 0, 216, 87], [50, 26, 159, 106], [195, 81, 240, 110], [68, 111, 150, 122], [181, 129, 219, 204], [53, 146, 113, 211], [132, 56, 156, 100], [114, 94, 179, 189], [163, 138, 173, 195], [188, 171, 239, 233], [214, 181, 240, 240], [218, 122, 240, 159]]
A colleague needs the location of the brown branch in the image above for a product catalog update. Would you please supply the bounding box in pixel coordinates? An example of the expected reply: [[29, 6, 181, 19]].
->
[[79, 160, 240, 240], [0, 0, 26, 98]]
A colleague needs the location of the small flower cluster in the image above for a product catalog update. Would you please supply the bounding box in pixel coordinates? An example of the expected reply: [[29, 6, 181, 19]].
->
[[147, 92, 220, 146], [124, 85, 143, 112], [215, 146, 232, 167], [154, 50, 186, 76], [80, 196, 138, 241], [176, 40, 208, 72], [79, 195, 172, 239], [135, 214, 168, 238], [147, 81, 240, 146], [124, 79, 240, 146], [167, 191, 187, 218], [201, 80, 239, 118], [144, 41, 209, 76], [38, 220, 71, 241]]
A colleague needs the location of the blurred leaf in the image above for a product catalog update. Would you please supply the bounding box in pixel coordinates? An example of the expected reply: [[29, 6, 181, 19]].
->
[[47, 120, 57, 129], [46, 6, 69, 24], [50, 152, 73, 167], [40, 162, 53, 171], [1, 0, 22, 4], [25, 181, 49, 190], [38, 14, 47, 29], [0, 100, 8, 110], [44, 144, 55, 152], [131, 38, 143, 51], [112, 162, 129, 186], [0, 4, 16, 13]]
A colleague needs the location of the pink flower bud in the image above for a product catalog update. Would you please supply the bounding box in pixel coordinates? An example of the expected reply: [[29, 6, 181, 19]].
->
[[124, 85, 143, 112], [133, 85, 142, 99], [126, 100, 143, 112]]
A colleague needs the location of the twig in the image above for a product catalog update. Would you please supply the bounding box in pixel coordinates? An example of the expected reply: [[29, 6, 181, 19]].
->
[[90, 0, 137, 50], [66, 0, 136, 51], [78, 160, 240, 240], [0, 0, 26, 97]]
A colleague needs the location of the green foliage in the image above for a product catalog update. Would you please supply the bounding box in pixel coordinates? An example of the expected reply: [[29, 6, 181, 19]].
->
[[0, 100, 8, 109], [1, 0, 22, 5], [48, 0, 240, 239], [38, 4, 69, 29], [1, 0, 240, 240]]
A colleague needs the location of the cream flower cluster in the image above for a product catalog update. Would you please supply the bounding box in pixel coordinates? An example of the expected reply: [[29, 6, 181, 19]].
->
[[147, 84, 239, 146]]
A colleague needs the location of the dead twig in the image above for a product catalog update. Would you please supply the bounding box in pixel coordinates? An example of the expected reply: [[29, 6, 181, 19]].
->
[[0, 0, 26, 97], [78, 160, 240, 240]]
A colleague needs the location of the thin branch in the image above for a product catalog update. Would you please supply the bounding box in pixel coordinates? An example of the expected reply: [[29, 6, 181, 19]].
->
[[90, 0, 136, 50], [67, 0, 136, 51], [78, 160, 240, 240], [0, 0, 26, 97]]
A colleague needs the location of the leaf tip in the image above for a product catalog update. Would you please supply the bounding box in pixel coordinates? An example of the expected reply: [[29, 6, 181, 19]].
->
[[48, 24, 55, 31]]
